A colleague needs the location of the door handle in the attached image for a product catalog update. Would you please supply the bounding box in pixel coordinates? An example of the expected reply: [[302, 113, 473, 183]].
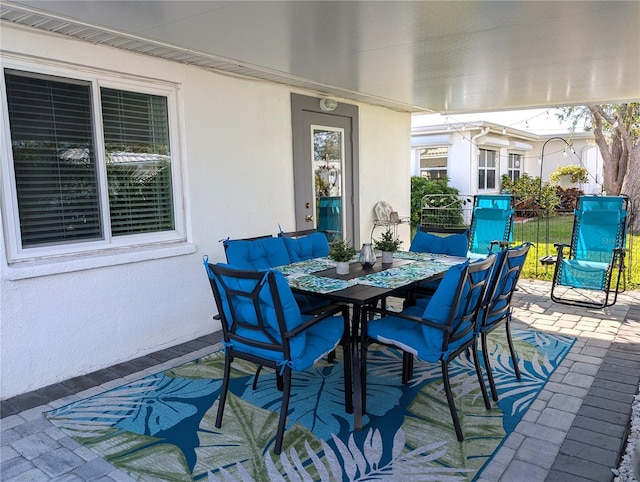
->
[[305, 215, 314, 222]]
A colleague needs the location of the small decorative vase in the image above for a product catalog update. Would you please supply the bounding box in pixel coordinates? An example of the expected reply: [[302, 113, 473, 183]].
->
[[359, 243, 376, 269], [381, 251, 394, 264], [336, 261, 350, 275]]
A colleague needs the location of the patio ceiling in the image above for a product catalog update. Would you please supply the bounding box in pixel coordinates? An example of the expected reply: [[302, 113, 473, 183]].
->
[[1, 1, 639, 114]]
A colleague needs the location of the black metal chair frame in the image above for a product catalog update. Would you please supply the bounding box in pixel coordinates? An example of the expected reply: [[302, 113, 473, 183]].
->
[[278, 228, 318, 238], [479, 243, 531, 401], [206, 263, 352, 454], [360, 256, 495, 442], [550, 196, 629, 309]]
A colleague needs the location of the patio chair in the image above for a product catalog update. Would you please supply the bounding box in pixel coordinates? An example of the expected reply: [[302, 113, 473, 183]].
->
[[223, 234, 330, 314], [404, 226, 470, 301], [550, 195, 629, 308], [468, 194, 515, 258], [479, 243, 531, 401], [361, 255, 495, 442], [370, 200, 409, 242], [203, 262, 352, 454]]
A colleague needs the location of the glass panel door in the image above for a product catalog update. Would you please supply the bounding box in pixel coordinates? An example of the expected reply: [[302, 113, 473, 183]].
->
[[312, 126, 344, 241]]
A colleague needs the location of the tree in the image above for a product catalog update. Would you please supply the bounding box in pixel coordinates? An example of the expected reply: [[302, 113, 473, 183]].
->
[[558, 103, 640, 230]]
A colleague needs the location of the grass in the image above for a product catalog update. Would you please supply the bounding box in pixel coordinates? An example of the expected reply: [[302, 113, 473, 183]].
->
[[512, 215, 640, 290]]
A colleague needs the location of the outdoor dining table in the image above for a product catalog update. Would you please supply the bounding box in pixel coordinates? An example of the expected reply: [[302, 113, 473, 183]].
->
[[274, 251, 468, 431]]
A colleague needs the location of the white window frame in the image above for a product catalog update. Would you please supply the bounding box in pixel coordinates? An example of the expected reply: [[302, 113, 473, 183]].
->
[[418, 146, 448, 179], [478, 148, 497, 190], [508, 152, 523, 182], [0, 58, 188, 270]]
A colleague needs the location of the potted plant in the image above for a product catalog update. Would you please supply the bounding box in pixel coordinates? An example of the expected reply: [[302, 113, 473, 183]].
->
[[374, 229, 403, 263], [328, 239, 357, 274], [549, 164, 588, 188]]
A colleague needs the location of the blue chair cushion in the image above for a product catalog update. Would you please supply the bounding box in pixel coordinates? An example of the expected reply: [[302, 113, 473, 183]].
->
[[410, 230, 468, 257], [225, 237, 291, 269], [282, 232, 330, 262], [368, 302, 470, 362]]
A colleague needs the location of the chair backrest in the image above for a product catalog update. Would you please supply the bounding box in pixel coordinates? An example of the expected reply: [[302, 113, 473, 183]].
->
[[410, 227, 469, 257], [373, 201, 394, 223], [482, 243, 531, 328], [421, 255, 496, 353], [469, 195, 515, 256], [279, 228, 318, 238], [205, 263, 305, 361], [223, 235, 291, 269], [571, 196, 628, 263], [278, 228, 330, 261]]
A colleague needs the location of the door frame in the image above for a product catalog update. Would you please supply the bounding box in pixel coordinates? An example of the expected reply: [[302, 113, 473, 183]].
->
[[291, 93, 360, 245]]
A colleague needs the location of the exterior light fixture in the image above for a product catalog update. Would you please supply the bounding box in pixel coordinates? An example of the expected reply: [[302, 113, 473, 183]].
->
[[319, 98, 338, 112]]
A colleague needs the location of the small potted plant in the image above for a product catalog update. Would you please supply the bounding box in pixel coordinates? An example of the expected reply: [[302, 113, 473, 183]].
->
[[549, 164, 588, 188], [328, 239, 357, 275], [374, 229, 403, 263]]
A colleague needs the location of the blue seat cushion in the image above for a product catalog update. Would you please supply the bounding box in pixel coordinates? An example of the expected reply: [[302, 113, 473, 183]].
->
[[282, 232, 330, 262], [368, 305, 466, 362], [234, 313, 344, 372], [225, 237, 291, 269], [409, 230, 468, 257]]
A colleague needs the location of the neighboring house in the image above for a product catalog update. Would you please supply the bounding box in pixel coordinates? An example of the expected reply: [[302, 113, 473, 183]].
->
[[411, 122, 603, 198], [0, 24, 412, 399]]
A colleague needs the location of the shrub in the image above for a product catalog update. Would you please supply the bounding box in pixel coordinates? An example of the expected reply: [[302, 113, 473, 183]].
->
[[501, 173, 559, 217]]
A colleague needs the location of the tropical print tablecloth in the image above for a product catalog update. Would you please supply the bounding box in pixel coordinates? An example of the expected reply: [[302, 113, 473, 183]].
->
[[356, 259, 451, 289], [275, 254, 464, 293], [285, 273, 357, 294]]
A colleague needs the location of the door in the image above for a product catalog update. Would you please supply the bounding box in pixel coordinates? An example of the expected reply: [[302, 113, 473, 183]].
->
[[291, 94, 360, 244]]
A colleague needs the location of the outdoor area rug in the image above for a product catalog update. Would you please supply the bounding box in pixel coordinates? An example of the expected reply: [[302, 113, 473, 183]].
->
[[45, 328, 574, 481]]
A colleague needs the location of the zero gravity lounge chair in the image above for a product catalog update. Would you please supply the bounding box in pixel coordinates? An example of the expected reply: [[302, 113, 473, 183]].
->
[[551, 195, 629, 308], [468, 194, 515, 259]]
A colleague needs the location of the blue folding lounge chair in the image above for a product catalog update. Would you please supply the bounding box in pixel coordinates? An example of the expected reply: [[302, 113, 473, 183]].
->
[[479, 243, 531, 401], [360, 255, 496, 442], [550, 195, 628, 308], [203, 262, 352, 455], [468, 194, 515, 258]]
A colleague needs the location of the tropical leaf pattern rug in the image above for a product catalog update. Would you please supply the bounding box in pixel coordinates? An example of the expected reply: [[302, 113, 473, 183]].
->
[[45, 329, 574, 481]]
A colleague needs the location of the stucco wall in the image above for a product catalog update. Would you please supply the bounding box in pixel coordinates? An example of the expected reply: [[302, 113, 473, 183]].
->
[[0, 24, 411, 398]]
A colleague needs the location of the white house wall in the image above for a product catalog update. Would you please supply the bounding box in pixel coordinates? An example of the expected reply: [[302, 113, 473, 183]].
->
[[411, 128, 603, 198], [0, 23, 410, 398]]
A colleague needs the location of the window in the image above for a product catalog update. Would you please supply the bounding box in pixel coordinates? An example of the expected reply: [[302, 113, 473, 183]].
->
[[2, 67, 183, 262], [508, 153, 522, 182], [478, 149, 497, 190], [419, 147, 448, 179]]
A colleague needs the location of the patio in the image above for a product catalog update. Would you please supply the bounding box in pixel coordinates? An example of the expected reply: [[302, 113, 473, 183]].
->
[[2, 279, 639, 482]]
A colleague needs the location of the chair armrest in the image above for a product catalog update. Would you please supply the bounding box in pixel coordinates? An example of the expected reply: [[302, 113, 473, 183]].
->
[[286, 304, 349, 339]]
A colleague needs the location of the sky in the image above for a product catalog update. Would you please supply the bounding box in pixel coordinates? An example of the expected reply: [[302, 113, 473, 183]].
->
[[412, 108, 586, 135]]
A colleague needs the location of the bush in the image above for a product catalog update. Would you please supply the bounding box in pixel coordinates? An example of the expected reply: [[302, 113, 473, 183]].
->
[[501, 173, 559, 217]]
